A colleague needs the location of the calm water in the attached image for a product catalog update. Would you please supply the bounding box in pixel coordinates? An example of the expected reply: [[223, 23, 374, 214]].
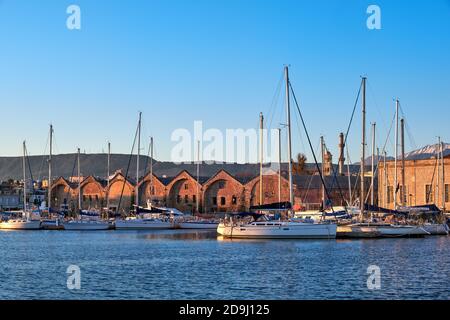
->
[[0, 230, 449, 300]]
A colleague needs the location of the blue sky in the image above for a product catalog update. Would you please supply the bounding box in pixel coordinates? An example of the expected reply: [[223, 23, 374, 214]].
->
[[0, 0, 449, 164]]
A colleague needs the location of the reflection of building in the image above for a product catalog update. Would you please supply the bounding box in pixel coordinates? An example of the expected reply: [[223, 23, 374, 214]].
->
[[378, 156, 450, 211], [49, 167, 369, 214]]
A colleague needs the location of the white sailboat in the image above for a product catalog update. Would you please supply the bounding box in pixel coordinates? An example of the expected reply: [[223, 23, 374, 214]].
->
[[115, 114, 175, 230], [0, 142, 41, 230], [62, 148, 109, 231], [217, 66, 337, 239]]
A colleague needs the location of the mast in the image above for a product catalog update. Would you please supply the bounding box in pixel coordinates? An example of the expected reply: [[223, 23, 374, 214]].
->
[[371, 123, 376, 206], [196, 139, 199, 213], [401, 118, 406, 206], [23, 141, 27, 212], [150, 137, 154, 207], [278, 128, 282, 204], [77, 148, 81, 211], [321, 136, 325, 210], [285, 66, 294, 207], [346, 142, 352, 206], [360, 77, 367, 219], [384, 150, 387, 208], [394, 99, 399, 209], [441, 139, 445, 211], [259, 112, 264, 205], [106, 141, 111, 213], [136, 112, 142, 208], [48, 124, 53, 213]]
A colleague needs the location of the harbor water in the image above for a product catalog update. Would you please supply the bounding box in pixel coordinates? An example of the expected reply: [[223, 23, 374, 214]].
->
[[0, 230, 449, 300]]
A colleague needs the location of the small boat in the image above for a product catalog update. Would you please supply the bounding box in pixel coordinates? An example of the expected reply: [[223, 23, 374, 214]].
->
[[338, 222, 429, 238], [0, 217, 41, 230], [115, 216, 173, 230], [217, 212, 337, 239]]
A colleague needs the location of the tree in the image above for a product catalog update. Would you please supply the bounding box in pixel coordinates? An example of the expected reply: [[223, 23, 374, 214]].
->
[[293, 153, 307, 175]]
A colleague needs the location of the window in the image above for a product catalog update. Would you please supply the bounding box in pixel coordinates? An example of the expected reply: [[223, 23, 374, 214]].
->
[[212, 197, 217, 205], [232, 196, 237, 205], [184, 183, 189, 190], [399, 185, 407, 204], [220, 197, 226, 206], [445, 184, 449, 203], [425, 184, 433, 204], [218, 181, 225, 189], [193, 195, 196, 203], [185, 195, 189, 203], [150, 186, 155, 195], [177, 195, 181, 203], [387, 186, 393, 203]]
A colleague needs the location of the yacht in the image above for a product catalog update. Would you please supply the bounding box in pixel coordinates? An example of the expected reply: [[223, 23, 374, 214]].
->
[[63, 218, 110, 231], [0, 213, 41, 230], [115, 206, 176, 230], [177, 216, 219, 229], [217, 212, 337, 239]]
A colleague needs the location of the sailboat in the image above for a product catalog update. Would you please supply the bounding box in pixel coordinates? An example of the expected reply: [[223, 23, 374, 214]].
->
[[114, 114, 175, 230], [336, 83, 428, 238], [217, 66, 337, 239], [0, 142, 41, 230], [63, 148, 110, 231]]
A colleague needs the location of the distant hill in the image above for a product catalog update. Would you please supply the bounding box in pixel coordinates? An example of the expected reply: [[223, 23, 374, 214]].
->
[[0, 153, 361, 181]]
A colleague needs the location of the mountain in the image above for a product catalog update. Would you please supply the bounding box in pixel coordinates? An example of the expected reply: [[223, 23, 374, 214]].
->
[[403, 143, 450, 160]]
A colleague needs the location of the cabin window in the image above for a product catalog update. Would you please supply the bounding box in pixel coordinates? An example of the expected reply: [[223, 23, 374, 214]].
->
[[445, 184, 449, 203], [425, 184, 433, 204], [232, 196, 237, 205], [212, 197, 217, 205], [220, 197, 226, 206], [193, 195, 196, 203], [185, 195, 189, 203]]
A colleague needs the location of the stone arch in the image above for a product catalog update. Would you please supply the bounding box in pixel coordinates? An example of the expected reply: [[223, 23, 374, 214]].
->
[[166, 171, 200, 213], [203, 170, 245, 213]]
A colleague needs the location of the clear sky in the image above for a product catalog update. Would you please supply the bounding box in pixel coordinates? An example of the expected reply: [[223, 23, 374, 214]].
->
[[1, 0, 449, 164]]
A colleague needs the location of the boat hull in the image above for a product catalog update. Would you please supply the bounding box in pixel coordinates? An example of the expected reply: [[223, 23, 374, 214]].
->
[[217, 223, 337, 239], [421, 224, 449, 235], [63, 221, 110, 230], [41, 219, 64, 230], [115, 220, 173, 230], [337, 225, 381, 238], [0, 220, 42, 230]]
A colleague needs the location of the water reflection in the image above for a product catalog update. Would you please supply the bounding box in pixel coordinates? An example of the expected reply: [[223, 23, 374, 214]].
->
[[135, 230, 217, 241]]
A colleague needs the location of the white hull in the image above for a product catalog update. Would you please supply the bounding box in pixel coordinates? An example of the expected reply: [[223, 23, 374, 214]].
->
[[177, 222, 219, 229], [0, 220, 41, 230], [217, 222, 337, 239], [422, 224, 449, 235], [377, 225, 429, 237], [115, 219, 173, 230], [338, 223, 429, 238], [63, 221, 110, 230], [337, 224, 381, 238]]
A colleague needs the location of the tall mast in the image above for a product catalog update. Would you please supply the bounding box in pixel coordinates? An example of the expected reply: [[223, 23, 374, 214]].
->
[[196, 139, 199, 213], [360, 77, 366, 219], [23, 141, 27, 212], [401, 118, 406, 206], [436, 137, 440, 207], [136, 112, 142, 208], [384, 150, 387, 208], [48, 124, 53, 212], [150, 137, 154, 207], [77, 148, 81, 210], [259, 112, 264, 205], [285, 66, 294, 207], [371, 123, 376, 206], [394, 99, 399, 209], [278, 128, 282, 204], [321, 136, 325, 210], [106, 141, 111, 212], [441, 139, 445, 211]]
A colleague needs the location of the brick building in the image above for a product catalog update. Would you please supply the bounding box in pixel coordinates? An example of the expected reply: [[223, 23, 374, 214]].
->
[[378, 155, 450, 211]]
